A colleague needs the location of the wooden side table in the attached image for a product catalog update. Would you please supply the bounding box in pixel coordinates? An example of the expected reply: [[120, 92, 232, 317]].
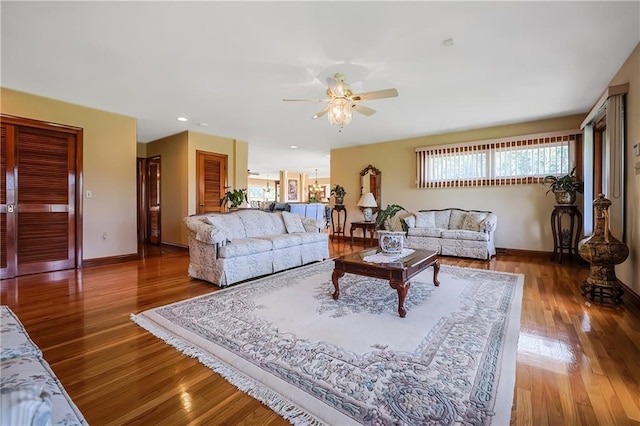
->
[[550, 205, 582, 263], [350, 221, 377, 246], [331, 205, 347, 241]]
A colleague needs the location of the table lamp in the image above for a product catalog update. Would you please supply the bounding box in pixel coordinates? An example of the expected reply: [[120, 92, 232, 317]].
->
[[357, 192, 377, 222]]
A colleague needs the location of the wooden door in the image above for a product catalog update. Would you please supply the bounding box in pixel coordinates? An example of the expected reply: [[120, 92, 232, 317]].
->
[[196, 151, 227, 214], [1, 115, 82, 279], [147, 156, 161, 245], [1, 125, 12, 278]]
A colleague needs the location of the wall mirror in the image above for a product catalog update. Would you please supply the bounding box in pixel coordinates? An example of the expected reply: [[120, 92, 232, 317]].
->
[[360, 165, 381, 207]]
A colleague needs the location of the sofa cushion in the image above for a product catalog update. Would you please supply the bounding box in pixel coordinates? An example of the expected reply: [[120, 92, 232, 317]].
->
[[219, 214, 247, 239], [415, 211, 436, 228], [441, 229, 490, 241], [267, 212, 287, 234], [255, 234, 302, 249], [434, 210, 452, 229], [295, 232, 328, 244], [408, 227, 444, 238], [282, 211, 306, 233], [448, 210, 467, 230], [0, 307, 42, 361], [238, 210, 277, 237], [462, 211, 489, 232], [0, 356, 86, 425], [218, 238, 273, 258], [206, 216, 234, 242]]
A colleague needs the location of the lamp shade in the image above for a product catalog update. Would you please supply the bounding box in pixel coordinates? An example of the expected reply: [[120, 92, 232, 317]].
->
[[357, 192, 377, 208]]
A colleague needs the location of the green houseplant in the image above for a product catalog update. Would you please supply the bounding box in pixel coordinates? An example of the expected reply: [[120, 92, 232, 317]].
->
[[330, 185, 347, 204], [375, 204, 408, 231], [543, 167, 584, 205], [220, 188, 248, 209]]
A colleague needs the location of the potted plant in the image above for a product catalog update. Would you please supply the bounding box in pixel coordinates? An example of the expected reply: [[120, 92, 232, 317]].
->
[[375, 204, 408, 231], [543, 167, 584, 205], [330, 184, 347, 205], [374, 204, 408, 254], [220, 188, 248, 209]]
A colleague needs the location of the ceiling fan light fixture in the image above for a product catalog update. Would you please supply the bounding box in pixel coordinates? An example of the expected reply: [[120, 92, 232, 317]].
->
[[327, 98, 352, 128]]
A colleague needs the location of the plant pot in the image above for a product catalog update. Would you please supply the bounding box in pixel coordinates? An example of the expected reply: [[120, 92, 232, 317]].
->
[[377, 230, 405, 254], [554, 191, 576, 205]]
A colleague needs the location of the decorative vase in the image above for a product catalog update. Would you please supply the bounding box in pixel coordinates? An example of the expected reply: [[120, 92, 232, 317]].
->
[[554, 191, 576, 205], [578, 194, 629, 304], [378, 230, 405, 254], [335, 196, 344, 205]]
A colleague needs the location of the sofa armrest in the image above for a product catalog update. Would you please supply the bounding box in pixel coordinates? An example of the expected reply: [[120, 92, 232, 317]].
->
[[184, 216, 228, 244], [300, 217, 324, 233], [481, 213, 498, 233]]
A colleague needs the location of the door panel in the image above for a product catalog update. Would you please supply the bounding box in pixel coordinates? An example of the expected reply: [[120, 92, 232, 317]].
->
[[147, 157, 161, 245], [15, 127, 75, 275], [197, 151, 227, 214]]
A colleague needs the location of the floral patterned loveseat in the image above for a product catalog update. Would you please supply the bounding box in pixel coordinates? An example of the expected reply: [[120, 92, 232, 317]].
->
[[1, 306, 87, 425], [184, 209, 329, 287], [404, 208, 498, 260]]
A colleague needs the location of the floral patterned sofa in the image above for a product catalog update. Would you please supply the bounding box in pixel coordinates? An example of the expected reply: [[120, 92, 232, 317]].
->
[[404, 208, 497, 260], [184, 209, 329, 287], [1, 306, 87, 425]]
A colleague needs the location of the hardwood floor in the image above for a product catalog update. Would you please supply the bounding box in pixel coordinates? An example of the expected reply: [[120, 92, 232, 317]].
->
[[2, 241, 639, 425]]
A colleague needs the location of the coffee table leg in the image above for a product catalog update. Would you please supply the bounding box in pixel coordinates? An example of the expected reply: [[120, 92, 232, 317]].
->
[[389, 280, 411, 318], [332, 269, 345, 300], [433, 260, 440, 286]]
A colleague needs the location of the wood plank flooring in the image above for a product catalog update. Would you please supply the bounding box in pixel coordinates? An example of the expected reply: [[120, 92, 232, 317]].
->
[[2, 241, 639, 425]]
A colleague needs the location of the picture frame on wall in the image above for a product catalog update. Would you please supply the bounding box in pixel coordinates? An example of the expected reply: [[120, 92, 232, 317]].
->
[[288, 179, 298, 201]]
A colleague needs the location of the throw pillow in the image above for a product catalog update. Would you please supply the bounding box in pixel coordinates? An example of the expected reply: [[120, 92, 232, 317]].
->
[[403, 214, 416, 229], [415, 211, 436, 228], [206, 216, 233, 242], [448, 210, 467, 230], [282, 211, 306, 233], [462, 211, 489, 232]]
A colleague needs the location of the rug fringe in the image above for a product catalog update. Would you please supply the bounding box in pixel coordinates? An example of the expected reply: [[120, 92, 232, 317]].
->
[[129, 313, 325, 426]]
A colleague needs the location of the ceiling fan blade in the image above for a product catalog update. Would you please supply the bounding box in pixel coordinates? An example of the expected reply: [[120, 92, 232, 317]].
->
[[283, 98, 327, 102], [353, 104, 376, 116], [312, 106, 329, 119], [351, 88, 398, 101]]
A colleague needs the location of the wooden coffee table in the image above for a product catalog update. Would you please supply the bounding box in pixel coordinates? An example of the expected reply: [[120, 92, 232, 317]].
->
[[332, 248, 440, 318]]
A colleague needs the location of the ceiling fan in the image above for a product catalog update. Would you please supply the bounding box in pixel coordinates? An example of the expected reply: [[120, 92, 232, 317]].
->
[[283, 73, 398, 128]]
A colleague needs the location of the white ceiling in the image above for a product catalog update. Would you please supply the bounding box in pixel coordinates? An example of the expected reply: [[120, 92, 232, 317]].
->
[[2, 2, 639, 180]]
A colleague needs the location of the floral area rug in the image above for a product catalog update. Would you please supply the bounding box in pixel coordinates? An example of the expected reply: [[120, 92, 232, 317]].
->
[[131, 260, 523, 425]]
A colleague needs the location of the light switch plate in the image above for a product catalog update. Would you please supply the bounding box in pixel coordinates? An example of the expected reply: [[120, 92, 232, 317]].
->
[[634, 143, 640, 157]]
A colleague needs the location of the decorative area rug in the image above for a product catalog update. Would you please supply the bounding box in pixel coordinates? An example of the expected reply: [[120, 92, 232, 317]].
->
[[131, 261, 523, 425]]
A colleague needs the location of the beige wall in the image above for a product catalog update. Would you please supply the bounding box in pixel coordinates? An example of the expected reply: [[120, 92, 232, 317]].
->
[[146, 132, 189, 246], [331, 114, 585, 252], [1, 88, 138, 260], [609, 42, 639, 294], [136, 142, 147, 158]]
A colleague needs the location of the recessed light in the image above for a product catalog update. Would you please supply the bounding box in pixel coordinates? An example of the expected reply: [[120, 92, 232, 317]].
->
[[199, 122, 208, 127], [177, 117, 188, 122], [290, 145, 298, 149], [441, 38, 454, 47]]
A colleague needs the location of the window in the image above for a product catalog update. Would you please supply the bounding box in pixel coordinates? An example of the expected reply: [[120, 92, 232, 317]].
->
[[416, 130, 581, 188]]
